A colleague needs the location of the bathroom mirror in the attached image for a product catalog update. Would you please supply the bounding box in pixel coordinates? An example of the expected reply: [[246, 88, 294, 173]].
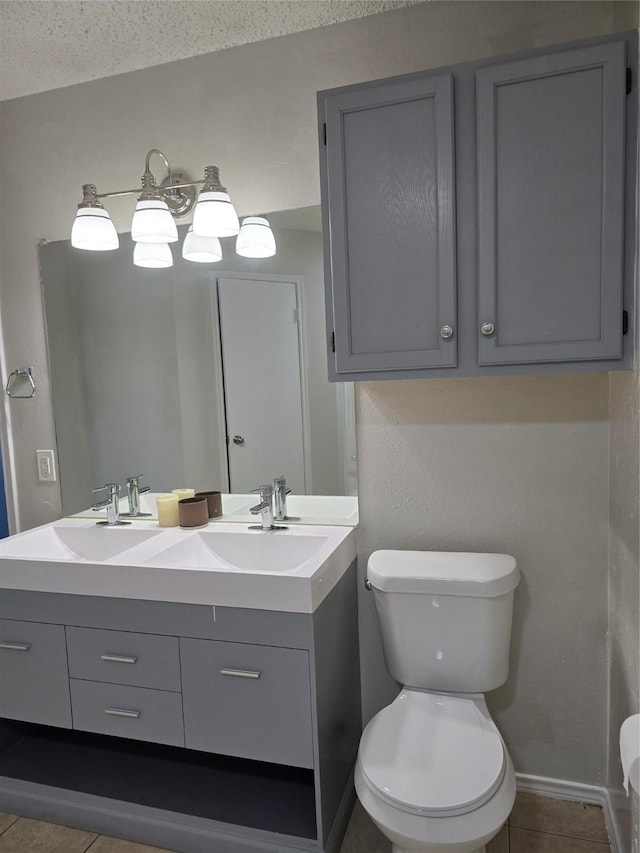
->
[[39, 207, 358, 519]]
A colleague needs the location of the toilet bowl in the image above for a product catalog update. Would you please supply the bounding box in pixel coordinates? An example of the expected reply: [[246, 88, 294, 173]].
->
[[358, 550, 520, 853], [355, 689, 515, 853]]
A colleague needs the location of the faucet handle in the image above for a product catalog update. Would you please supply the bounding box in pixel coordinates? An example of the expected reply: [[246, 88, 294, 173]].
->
[[92, 483, 119, 496], [251, 484, 273, 501], [126, 474, 144, 486]]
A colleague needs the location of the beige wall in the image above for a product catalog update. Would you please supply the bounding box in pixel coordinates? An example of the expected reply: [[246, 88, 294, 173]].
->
[[608, 370, 640, 851], [0, 0, 635, 800], [357, 374, 610, 783]]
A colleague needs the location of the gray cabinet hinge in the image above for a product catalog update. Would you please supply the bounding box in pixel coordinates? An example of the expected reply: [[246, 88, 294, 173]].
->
[[323, 123, 327, 146], [626, 68, 632, 94], [623, 310, 629, 335], [331, 331, 335, 352]]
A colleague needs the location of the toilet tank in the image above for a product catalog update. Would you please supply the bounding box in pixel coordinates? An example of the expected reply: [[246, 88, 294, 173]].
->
[[367, 550, 519, 693]]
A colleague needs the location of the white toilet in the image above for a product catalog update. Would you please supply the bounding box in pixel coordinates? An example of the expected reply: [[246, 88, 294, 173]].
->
[[356, 549, 520, 853]]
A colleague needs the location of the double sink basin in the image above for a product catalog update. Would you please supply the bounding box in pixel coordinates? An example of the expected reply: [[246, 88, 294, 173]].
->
[[0, 519, 357, 613]]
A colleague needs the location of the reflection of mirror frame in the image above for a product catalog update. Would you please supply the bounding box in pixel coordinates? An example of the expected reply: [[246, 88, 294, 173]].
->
[[39, 210, 357, 520]]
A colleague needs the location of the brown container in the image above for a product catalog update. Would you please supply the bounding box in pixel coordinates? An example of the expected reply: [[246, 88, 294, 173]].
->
[[195, 490, 223, 519], [178, 496, 209, 528]]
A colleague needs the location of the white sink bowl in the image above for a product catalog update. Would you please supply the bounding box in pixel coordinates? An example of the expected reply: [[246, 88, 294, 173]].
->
[[0, 519, 357, 613], [0, 524, 162, 561], [145, 530, 329, 573]]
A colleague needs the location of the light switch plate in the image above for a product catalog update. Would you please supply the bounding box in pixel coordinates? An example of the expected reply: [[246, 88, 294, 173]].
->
[[36, 449, 57, 482]]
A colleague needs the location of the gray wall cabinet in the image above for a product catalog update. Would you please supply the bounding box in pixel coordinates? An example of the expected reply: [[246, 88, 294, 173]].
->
[[322, 74, 457, 374], [0, 564, 360, 853], [319, 32, 637, 382]]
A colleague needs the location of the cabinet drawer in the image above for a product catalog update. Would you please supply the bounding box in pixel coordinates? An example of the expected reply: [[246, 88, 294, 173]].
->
[[70, 679, 184, 747], [66, 626, 180, 691], [181, 638, 313, 768], [0, 619, 71, 728]]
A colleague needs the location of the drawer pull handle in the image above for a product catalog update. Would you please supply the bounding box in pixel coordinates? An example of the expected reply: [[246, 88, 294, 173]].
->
[[220, 668, 261, 679], [104, 707, 141, 719], [0, 642, 30, 651], [101, 654, 138, 665]]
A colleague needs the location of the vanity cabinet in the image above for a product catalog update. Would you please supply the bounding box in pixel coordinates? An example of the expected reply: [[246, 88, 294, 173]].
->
[[319, 32, 636, 381], [0, 566, 360, 853], [0, 619, 71, 728]]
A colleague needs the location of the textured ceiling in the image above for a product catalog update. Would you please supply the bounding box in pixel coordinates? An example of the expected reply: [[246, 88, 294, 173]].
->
[[0, 0, 421, 101]]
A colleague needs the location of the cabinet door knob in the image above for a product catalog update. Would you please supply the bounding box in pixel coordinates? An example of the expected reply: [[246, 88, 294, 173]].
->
[[440, 324, 454, 340], [481, 321, 495, 337]]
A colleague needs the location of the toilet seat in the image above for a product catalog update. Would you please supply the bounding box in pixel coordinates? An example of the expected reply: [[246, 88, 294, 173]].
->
[[358, 690, 506, 818]]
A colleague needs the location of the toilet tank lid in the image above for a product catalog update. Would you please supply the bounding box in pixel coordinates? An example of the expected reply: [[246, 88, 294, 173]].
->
[[367, 550, 519, 597]]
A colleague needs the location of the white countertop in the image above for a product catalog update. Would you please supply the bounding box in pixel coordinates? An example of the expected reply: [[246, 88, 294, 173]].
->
[[0, 518, 357, 614]]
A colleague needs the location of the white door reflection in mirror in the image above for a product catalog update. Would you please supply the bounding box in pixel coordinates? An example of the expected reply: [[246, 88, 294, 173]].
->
[[218, 276, 306, 493]]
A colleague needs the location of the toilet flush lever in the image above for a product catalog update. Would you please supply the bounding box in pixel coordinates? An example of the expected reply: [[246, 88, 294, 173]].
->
[[364, 578, 372, 590]]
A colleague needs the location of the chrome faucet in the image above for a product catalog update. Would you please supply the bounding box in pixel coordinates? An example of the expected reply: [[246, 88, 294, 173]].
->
[[122, 474, 152, 518], [273, 475, 292, 522], [92, 483, 131, 526], [249, 485, 287, 532]]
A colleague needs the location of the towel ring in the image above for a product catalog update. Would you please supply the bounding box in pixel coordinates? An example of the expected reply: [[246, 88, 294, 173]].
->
[[6, 367, 36, 399]]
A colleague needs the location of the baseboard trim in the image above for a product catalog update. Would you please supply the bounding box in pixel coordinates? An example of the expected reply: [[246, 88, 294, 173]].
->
[[516, 773, 608, 805], [515, 773, 619, 852]]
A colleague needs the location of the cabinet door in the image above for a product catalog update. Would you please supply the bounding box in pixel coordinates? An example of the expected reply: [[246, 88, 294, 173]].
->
[[322, 73, 457, 376], [181, 638, 313, 768], [0, 620, 71, 727], [477, 42, 626, 365]]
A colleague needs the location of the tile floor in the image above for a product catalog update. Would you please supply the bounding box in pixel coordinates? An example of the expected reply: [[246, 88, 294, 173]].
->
[[0, 792, 611, 853]]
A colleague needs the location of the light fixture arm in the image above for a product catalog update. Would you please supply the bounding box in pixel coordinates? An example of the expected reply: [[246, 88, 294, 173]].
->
[[88, 149, 207, 218], [145, 147, 172, 177]]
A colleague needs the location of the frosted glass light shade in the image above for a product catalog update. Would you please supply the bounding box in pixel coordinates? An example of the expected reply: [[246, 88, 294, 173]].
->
[[236, 217, 276, 258], [71, 207, 119, 251], [133, 241, 173, 268], [192, 191, 239, 238], [182, 226, 223, 263], [131, 199, 178, 243]]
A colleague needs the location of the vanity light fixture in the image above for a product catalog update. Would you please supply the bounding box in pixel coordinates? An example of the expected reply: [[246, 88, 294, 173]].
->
[[182, 226, 223, 263], [236, 216, 277, 258], [71, 148, 276, 267], [70, 185, 120, 251], [133, 241, 173, 269], [192, 166, 240, 238]]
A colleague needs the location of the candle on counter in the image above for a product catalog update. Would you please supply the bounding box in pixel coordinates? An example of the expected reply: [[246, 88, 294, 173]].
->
[[172, 488, 195, 501], [157, 493, 180, 527]]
